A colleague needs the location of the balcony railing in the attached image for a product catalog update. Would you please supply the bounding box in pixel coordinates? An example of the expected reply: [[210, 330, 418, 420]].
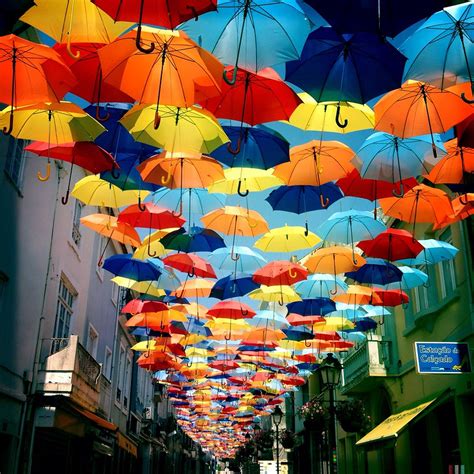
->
[[37, 335, 101, 410], [341, 336, 389, 395]]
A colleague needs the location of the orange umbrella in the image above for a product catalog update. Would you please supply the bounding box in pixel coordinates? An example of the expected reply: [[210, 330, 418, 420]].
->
[[287, 313, 325, 326], [379, 184, 453, 235], [172, 279, 215, 299], [332, 285, 375, 305], [242, 328, 286, 344], [274, 140, 355, 195], [375, 80, 473, 158], [172, 303, 209, 318], [98, 28, 222, 117]]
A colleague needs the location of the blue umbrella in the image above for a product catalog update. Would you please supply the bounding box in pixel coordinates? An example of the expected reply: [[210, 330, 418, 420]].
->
[[185, 317, 212, 337], [345, 258, 403, 285], [285, 27, 406, 122], [210, 275, 260, 299], [287, 297, 337, 316], [397, 239, 459, 265], [209, 246, 267, 272], [160, 226, 226, 253], [180, 0, 314, 80], [304, 0, 447, 37], [356, 132, 446, 196], [282, 326, 314, 341], [401, 3, 474, 98], [211, 125, 290, 169], [384, 266, 428, 290], [130, 327, 170, 337], [294, 274, 348, 298], [247, 310, 289, 329], [103, 254, 162, 281], [266, 183, 343, 215], [349, 317, 378, 332]]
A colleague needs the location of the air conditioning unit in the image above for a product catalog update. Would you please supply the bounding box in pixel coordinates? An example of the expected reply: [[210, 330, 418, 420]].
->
[[143, 406, 154, 420]]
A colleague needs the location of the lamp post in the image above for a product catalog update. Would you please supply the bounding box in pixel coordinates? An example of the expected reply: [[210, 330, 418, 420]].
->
[[272, 406, 283, 474], [318, 353, 342, 474]]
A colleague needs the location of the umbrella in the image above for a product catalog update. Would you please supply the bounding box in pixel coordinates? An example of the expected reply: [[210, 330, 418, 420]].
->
[[180, 0, 312, 77], [379, 184, 453, 235], [355, 132, 445, 196], [210, 276, 260, 300], [133, 233, 170, 260], [172, 279, 215, 299], [304, 0, 447, 37], [207, 301, 256, 320], [397, 239, 459, 266], [210, 125, 289, 170], [293, 274, 348, 298], [372, 289, 409, 307], [274, 140, 355, 197], [120, 104, 229, 154], [289, 93, 374, 133], [209, 246, 267, 273], [92, 0, 217, 47], [401, 3, 474, 96], [282, 327, 314, 342], [254, 225, 321, 253], [247, 311, 289, 330], [160, 227, 226, 253], [80, 213, 141, 264], [384, 266, 428, 290], [287, 298, 337, 316], [111, 276, 166, 297], [163, 253, 216, 278], [71, 175, 149, 208], [122, 299, 168, 314], [0, 34, 76, 135], [287, 313, 325, 326], [253, 261, 308, 286], [357, 228, 423, 261], [247, 285, 301, 305], [332, 285, 375, 306], [345, 258, 403, 285], [103, 254, 162, 280], [208, 168, 282, 197], [374, 80, 473, 158], [20, 0, 131, 56], [0, 1, 34, 36], [118, 203, 186, 231], [98, 28, 222, 116], [455, 113, 474, 148], [285, 27, 406, 108]]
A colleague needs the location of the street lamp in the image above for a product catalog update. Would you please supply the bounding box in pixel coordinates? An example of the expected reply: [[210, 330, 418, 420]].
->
[[319, 353, 342, 474], [272, 406, 284, 474]]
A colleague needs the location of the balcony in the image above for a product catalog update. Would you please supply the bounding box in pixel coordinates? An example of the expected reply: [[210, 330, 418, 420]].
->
[[341, 335, 390, 395], [36, 335, 101, 411]]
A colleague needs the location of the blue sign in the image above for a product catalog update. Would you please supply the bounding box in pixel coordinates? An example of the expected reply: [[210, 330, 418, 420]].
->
[[414, 342, 472, 374]]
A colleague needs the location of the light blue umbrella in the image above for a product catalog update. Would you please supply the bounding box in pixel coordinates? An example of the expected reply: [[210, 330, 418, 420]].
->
[[294, 274, 348, 298], [356, 132, 446, 195], [179, 0, 314, 80], [326, 307, 366, 320], [361, 305, 392, 318], [397, 239, 459, 265], [401, 3, 474, 96], [384, 266, 428, 290], [209, 246, 267, 272], [247, 310, 289, 329]]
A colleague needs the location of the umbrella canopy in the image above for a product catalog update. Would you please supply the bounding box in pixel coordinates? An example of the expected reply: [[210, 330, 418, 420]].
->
[[253, 261, 308, 286], [103, 254, 162, 281], [397, 239, 459, 265], [207, 301, 256, 320], [209, 247, 267, 273], [293, 274, 348, 298], [254, 225, 321, 252], [163, 253, 216, 278], [247, 285, 301, 304], [120, 104, 229, 154], [287, 298, 337, 316], [210, 276, 260, 300], [345, 258, 403, 285], [173, 279, 215, 299], [285, 27, 407, 104], [118, 203, 186, 229], [384, 266, 428, 290], [160, 227, 226, 253]]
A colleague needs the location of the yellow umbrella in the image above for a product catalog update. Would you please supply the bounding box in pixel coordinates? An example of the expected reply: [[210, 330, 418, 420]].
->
[[120, 104, 229, 154], [111, 277, 165, 298], [254, 225, 321, 252], [277, 340, 305, 351], [207, 168, 283, 195], [289, 93, 375, 133], [247, 285, 301, 304], [133, 241, 167, 260], [201, 206, 269, 236], [71, 175, 149, 208], [314, 317, 355, 331], [20, 0, 131, 57], [179, 334, 206, 346]]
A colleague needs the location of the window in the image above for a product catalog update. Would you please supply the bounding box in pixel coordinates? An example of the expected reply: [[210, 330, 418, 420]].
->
[[86, 323, 99, 359], [412, 264, 429, 314], [117, 344, 126, 403], [124, 354, 132, 410], [96, 236, 105, 280], [71, 200, 83, 246], [111, 281, 119, 306], [438, 228, 456, 299], [103, 346, 112, 380], [52, 277, 76, 353], [4, 137, 26, 189]]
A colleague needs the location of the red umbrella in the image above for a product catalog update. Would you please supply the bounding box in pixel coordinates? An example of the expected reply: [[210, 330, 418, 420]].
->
[[122, 299, 169, 314], [202, 67, 301, 153], [163, 253, 216, 278], [92, 0, 217, 51], [252, 261, 308, 286], [372, 289, 409, 307], [287, 314, 325, 326], [118, 203, 186, 229], [53, 42, 133, 120], [357, 229, 423, 261], [208, 360, 241, 371], [207, 301, 256, 319]]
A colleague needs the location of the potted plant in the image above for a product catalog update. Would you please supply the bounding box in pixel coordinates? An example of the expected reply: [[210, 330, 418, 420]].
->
[[254, 429, 274, 450], [280, 429, 296, 449], [335, 399, 371, 434], [297, 399, 327, 431]]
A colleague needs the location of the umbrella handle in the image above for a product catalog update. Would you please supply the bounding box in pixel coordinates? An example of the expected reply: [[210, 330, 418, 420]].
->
[[319, 194, 329, 208], [288, 268, 298, 279], [96, 103, 110, 122], [459, 193, 469, 205], [147, 244, 157, 258], [61, 189, 70, 206], [304, 340, 312, 348], [335, 105, 348, 129], [392, 182, 404, 198], [161, 167, 173, 185], [241, 308, 248, 316], [111, 163, 120, 179], [2, 111, 14, 135], [37, 162, 51, 182], [223, 67, 238, 86], [66, 37, 80, 59], [304, 222, 309, 237], [135, 25, 155, 53], [227, 136, 242, 155], [461, 92, 474, 104], [138, 195, 147, 212], [172, 199, 183, 217], [248, 219, 258, 228], [225, 332, 232, 341], [237, 180, 249, 197], [188, 268, 195, 278], [154, 111, 161, 130], [230, 250, 240, 261], [277, 297, 284, 306]]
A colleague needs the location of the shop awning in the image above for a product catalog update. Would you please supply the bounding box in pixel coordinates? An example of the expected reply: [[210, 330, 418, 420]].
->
[[73, 405, 118, 432], [117, 432, 138, 457], [356, 390, 451, 447]]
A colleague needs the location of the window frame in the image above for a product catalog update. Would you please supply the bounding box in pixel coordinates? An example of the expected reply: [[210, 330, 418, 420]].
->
[[86, 322, 99, 360], [52, 276, 77, 353], [4, 137, 27, 192]]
